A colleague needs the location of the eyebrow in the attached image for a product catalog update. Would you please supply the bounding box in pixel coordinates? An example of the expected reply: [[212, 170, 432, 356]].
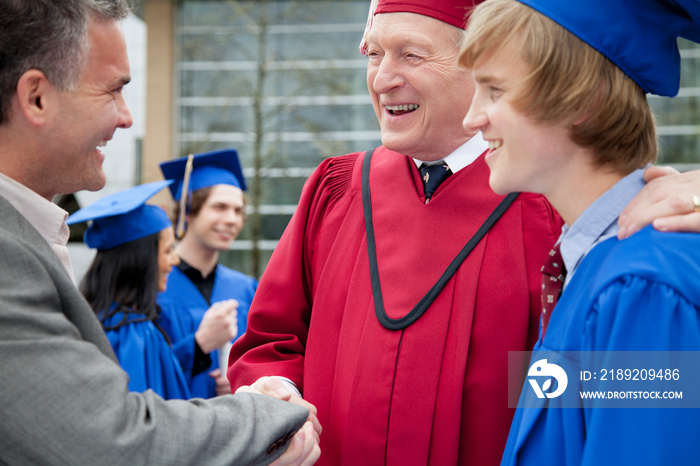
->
[[115, 76, 132, 88], [473, 73, 499, 85], [365, 31, 433, 52]]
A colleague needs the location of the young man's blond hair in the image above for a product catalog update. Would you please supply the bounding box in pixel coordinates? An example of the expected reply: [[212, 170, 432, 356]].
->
[[459, 0, 657, 174]]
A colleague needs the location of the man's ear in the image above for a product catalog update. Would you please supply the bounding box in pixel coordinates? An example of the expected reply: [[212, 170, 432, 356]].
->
[[15, 69, 56, 126]]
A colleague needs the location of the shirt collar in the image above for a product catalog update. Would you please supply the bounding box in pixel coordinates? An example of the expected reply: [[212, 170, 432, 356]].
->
[[0, 172, 69, 247], [559, 167, 647, 286], [412, 132, 488, 173], [177, 257, 217, 281]]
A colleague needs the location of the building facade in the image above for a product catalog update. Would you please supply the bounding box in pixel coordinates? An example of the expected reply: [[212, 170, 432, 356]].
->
[[135, 1, 700, 277]]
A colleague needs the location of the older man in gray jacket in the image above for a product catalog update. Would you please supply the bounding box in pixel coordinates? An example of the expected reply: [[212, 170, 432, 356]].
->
[[0, 1, 319, 464]]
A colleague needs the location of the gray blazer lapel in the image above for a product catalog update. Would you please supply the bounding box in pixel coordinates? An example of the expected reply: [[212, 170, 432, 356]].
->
[[0, 195, 116, 361]]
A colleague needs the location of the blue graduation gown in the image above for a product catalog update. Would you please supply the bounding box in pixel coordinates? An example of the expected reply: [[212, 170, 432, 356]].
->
[[502, 226, 700, 466], [101, 308, 191, 400], [157, 264, 258, 398]]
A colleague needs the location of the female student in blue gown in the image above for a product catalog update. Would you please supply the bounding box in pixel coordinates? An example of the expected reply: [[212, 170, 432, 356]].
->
[[68, 181, 190, 400]]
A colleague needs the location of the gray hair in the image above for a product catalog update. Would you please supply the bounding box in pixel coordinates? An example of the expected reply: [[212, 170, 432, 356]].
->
[[0, 0, 132, 125]]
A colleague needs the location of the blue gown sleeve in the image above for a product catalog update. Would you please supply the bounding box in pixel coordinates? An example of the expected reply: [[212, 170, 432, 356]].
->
[[580, 275, 700, 465], [106, 327, 149, 393], [158, 266, 258, 398], [158, 281, 214, 379], [103, 311, 191, 400], [170, 333, 196, 376]]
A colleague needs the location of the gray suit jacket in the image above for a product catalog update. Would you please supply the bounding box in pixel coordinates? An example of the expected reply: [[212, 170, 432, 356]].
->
[[0, 195, 307, 465]]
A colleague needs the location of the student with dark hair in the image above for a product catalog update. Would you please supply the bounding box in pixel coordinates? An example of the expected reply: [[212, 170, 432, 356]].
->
[[69, 181, 190, 400], [82, 234, 166, 324]]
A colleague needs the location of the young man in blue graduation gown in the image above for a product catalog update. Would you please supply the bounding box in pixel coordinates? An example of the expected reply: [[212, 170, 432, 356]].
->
[[460, 0, 700, 464], [158, 149, 258, 398], [69, 181, 191, 400]]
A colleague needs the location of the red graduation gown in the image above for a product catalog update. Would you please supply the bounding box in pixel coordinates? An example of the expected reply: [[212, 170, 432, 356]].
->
[[228, 146, 562, 465]]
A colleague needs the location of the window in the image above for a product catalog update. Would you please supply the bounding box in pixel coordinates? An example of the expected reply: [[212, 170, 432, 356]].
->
[[177, 3, 700, 276], [177, 0, 380, 276]]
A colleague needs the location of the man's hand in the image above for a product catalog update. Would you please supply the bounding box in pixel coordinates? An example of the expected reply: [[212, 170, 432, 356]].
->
[[235, 385, 321, 465], [195, 299, 238, 354], [241, 377, 322, 437], [618, 166, 700, 238], [270, 421, 321, 466], [209, 369, 232, 396]]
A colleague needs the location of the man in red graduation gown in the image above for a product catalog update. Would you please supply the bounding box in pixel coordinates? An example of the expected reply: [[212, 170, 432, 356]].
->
[[228, 0, 563, 464]]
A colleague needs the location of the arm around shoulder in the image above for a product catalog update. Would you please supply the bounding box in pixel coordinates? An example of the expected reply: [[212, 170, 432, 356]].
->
[[618, 166, 700, 237]]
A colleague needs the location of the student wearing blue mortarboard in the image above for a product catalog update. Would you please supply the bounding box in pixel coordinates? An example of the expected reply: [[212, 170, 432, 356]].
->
[[157, 148, 258, 399], [460, 0, 700, 465], [67, 181, 191, 400]]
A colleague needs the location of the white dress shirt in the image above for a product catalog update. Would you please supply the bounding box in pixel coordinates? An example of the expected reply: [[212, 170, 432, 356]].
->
[[0, 173, 76, 283], [412, 132, 489, 173]]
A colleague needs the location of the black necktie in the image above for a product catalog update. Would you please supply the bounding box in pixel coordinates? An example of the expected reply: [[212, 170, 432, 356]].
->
[[419, 162, 452, 202]]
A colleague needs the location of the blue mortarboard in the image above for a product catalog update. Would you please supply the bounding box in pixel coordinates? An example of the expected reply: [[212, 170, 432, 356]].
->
[[66, 180, 174, 251], [517, 0, 700, 97], [159, 148, 247, 202]]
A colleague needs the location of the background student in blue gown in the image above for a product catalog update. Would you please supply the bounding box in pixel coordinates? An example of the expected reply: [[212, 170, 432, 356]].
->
[[69, 180, 191, 400], [158, 148, 258, 398], [459, 0, 700, 464]]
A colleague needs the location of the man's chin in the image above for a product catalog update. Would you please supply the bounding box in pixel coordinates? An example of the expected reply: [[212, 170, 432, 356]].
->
[[210, 238, 235, 252], [380, 133, 413, 156], [488, 175, 513, 196], [55, 175, 106, 197], [85, 176, 107, 192], [75, 174, 107, 194]]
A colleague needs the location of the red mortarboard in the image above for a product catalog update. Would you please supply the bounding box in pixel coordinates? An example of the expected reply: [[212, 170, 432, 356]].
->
[[360, 0, 484, 53]]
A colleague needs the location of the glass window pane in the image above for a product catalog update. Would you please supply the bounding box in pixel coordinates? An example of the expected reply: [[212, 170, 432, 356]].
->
[[177, 0, 376, 275]]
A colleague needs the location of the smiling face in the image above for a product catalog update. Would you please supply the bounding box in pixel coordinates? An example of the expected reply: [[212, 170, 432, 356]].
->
[[186, 184, 245, 253], [157, 226, 180, 292], [365, 12, 474, 162], [462, 37, 575, 197], [43, 18, 133, 197]]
